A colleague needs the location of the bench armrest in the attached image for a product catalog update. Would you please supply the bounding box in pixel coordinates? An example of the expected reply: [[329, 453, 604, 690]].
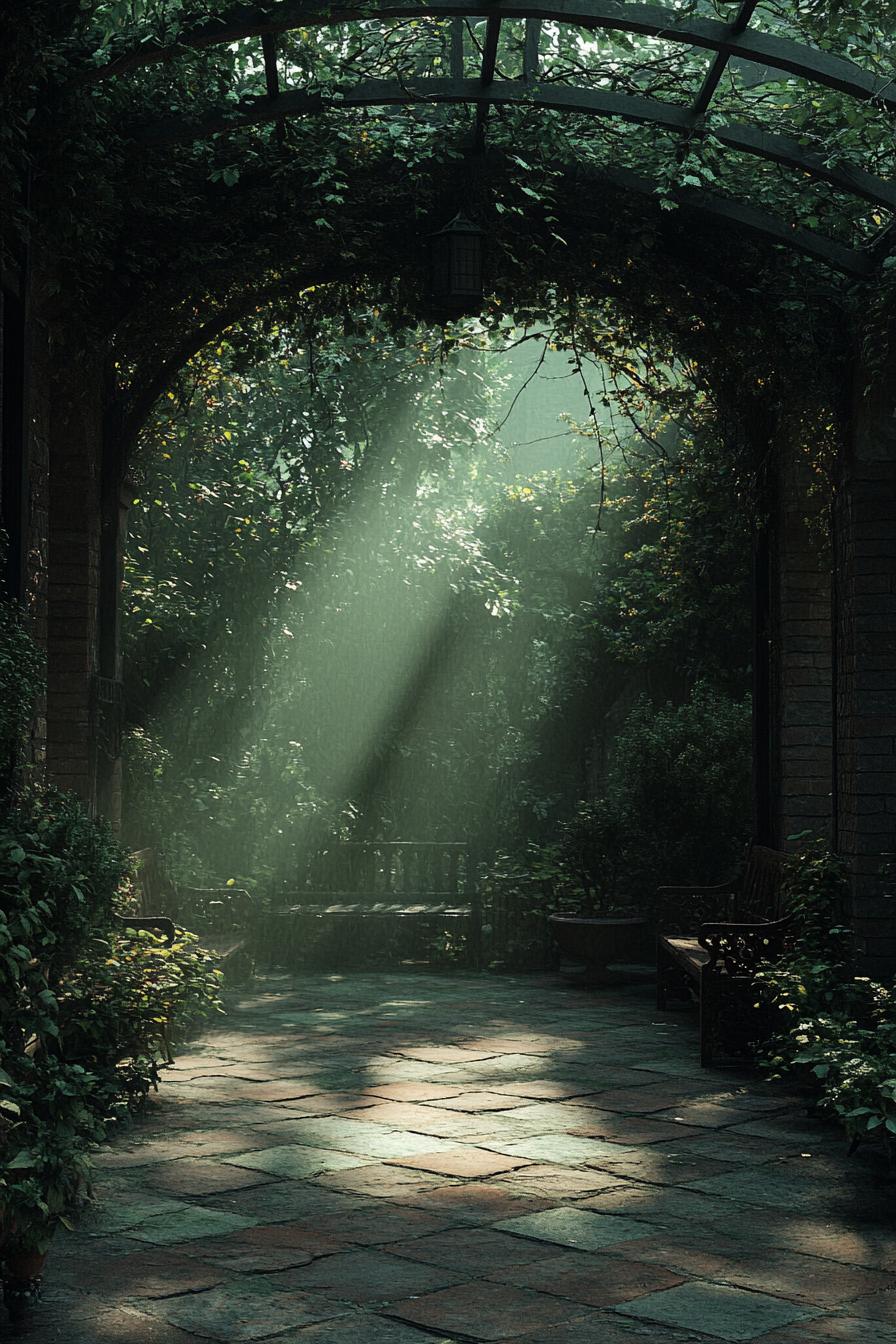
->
[[114, 914, 177, 946], [176, 885, 254, 932], [698, 913, 794, 974], [655, 882, 738, 933]]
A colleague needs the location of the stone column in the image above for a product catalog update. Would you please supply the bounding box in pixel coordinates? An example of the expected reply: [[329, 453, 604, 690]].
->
[[836, 358, 896, 977]]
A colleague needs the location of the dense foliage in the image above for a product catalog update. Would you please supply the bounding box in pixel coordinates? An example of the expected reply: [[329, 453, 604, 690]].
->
[[0, 613, 222, 1255], [0, 592, 44, 792], [0, 783, 223, 1253], [757, 845, 896, 1161], [121, 308, 753, 949]]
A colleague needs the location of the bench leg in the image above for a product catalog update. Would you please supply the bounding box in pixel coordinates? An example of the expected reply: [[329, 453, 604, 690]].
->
[[656, 940, 670, 1010], [699, 971, 717, 1068]]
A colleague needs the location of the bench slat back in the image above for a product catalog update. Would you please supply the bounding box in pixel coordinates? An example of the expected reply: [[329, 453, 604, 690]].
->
[[737, 845, 786, 922], [131, 848, 176, 916], [305, 842, 470, 905]]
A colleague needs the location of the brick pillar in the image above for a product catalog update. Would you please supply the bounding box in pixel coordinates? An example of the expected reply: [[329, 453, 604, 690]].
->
[[771, 435, 834, 847], [836, 362, 896, 977], [45, 355, 103, 807]]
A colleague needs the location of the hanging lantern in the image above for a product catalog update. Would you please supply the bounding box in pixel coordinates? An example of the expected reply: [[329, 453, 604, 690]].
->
[[429, 212, 485, 315]]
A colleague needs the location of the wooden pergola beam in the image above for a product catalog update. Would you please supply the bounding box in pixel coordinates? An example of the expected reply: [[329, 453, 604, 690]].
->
[[73, 0, 896, 118], [131, 76, 896, 215], [260, 31, 286, 143], [523, 17, 541, 82], [475, 12, 502, 149], [691, 0, 759, 118], [576, 162, 874, 278]]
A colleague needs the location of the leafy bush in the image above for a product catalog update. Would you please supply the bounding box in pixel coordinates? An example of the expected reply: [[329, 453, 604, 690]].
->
[[59, 927, 223, 1119], [481, 682, 751, 965], [756, 844, 896, 1161], [0, 790, 222, 1255], [605, 684, 752, 895], [0, 597, 43, 762]]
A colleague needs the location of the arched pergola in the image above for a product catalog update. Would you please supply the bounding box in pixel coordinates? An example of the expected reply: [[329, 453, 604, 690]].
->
[[2, 2, 895, 973], [69, 1, 895, 278]]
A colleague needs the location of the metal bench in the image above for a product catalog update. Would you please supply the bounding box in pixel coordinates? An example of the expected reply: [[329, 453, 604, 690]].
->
[[656, 843, 790, 1066], [267, 840, 480, 968]]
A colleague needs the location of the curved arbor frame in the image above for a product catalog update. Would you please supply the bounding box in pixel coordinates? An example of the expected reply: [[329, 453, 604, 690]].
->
[[86, 1, 896, 279], [2, 2, 896, 974]]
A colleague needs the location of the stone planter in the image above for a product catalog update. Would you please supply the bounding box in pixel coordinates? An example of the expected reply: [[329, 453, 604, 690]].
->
[[548, 912, 649, 982]]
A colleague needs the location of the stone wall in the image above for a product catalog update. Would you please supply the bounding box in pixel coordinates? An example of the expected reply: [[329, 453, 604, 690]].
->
[[44, 346, 104, 807], [771, 436, 834, 849], [836, 366, 896, 977]]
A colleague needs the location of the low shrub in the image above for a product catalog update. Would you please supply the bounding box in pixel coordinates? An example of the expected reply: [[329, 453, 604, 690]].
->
[[756, 843, 896, 1162], [0, 789, 223, 1255]]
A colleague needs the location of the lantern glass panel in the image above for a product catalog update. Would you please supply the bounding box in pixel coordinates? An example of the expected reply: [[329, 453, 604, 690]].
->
[[450, 233, 483, 298]]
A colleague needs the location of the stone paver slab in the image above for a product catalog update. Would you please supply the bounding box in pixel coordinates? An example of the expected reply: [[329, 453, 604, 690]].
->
[[491, 1248, 685, 1307], [492, 1163, 623, 1201], [844, 1289, 896, 1324], [14, 1304, 203, 1344], [56, 1247, 227, 1299], [126, 1206, 261, 1245], [387, 1147, 536, 1178], [149, 1158, 278, 1198], [263, 1248, 465, 1303], [615, 1281, 821, 1341], [387, 1281, 588, 1340], [397, 1045, 499, 1063], [485, 1134, 634, 1165], [390, 1226, 572, 1274], [202, 1179, 366, 1223], [487, 1082, 600, 1101], [398, 1180, 553, 1223], [174, 1129, 277, 1156], [141, 1281, 351, 1340], [278, 1090, 381, 1114], [81, 1196, 195, 1235], [287, 1318, 457, 1343], [310, 1204, 459, 1246], [363, 1082, 466, 1102], [222, 1143, 369, 1178], [255, 1115, 461, 1154], [504, 1310, 704, 1342], [495, 1206, 653, 1251], [757, 1318, 896, 1344], [315, 1162, 459, 1199], [339, 1103, 491, 1139], [685, 1168, 835, 1210], [430, 1090, 534, 1112], [580, 1183, 733, 1227]]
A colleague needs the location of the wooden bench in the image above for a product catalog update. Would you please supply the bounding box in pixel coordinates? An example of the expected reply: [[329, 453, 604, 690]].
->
[[656, 844, 790, 1067], [267, 841, 481, 968], [117, 848, 255, 985]]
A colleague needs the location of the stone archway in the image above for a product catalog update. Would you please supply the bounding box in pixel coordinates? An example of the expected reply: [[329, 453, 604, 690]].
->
[[3, 2, 895, 970]]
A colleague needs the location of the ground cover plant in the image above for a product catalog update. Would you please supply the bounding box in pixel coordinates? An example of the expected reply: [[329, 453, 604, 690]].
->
[[757, 844, 896, 1163]]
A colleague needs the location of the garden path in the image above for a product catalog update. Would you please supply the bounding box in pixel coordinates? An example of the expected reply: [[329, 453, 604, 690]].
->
[[14, 972, 896, 1344]]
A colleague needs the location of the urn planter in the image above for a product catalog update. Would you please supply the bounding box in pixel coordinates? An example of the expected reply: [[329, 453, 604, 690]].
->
[[548, 912, 649, 982]]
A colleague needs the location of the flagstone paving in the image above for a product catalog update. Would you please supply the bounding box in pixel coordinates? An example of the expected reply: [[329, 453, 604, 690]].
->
[[9, 970, 896, 1343]]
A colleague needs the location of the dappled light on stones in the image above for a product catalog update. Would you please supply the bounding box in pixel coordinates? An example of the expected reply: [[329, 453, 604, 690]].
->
[[9, 972, 896, 1343]]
